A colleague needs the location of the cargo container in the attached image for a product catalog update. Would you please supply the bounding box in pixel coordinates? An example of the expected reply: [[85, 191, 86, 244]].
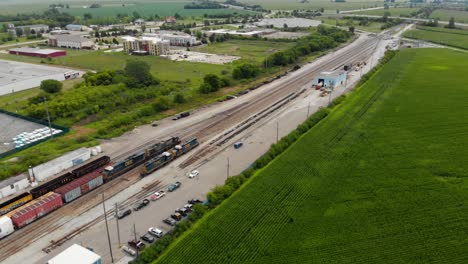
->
[[9, 192, 63, 229], [55, 171, 103, 203], [71, 156, 110, 177], [30, 172, 75, 198], [0, 216, 14, 239]]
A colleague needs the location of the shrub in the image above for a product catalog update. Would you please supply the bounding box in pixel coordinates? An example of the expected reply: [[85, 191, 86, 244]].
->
[[40, 79, 62, 93]]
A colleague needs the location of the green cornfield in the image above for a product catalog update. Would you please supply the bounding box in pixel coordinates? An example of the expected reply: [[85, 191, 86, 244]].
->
[[155, 48, 468, 263]]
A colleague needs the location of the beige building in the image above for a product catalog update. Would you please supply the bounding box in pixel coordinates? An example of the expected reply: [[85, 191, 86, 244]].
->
[[122, 36, 170, 56], [48, 35, 94, 49]]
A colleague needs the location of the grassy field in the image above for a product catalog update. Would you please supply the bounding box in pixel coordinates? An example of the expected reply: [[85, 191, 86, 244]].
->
[[351, 7, 418, 16], [153, 48, 468, 263], [192, 40, 296, 64], [244, 0, 386, 11], [320, 17, 385, 32], [430, 9, 468, 23], [0, 49, 233, 87], [403, 26, 468, 49], [65, 2, 254, 18]]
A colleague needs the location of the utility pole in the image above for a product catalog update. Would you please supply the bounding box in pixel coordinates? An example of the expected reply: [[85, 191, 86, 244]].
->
[[133, 223, 139, 258], [43, 96, 52, 137], [226, 157, 230, 179], [102, 192, 114, 263], [115, 203, 121, 247], [307, 102, 311, 118]]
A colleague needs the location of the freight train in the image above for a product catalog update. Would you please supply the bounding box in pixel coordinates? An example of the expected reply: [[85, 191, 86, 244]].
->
[[0, 136, 196, 240], [103, 137, 181, 180], [140, 138, 199, 176]]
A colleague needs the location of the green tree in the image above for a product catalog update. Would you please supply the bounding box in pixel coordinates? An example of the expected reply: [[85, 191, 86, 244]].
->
[[40, 79, 62, 93], [233, 63, 260, 79], [447, 17, 455, 29], [84, 13, 92, 20], [124, 60, 158, 87], [173, 93, 186, 104], [203, 74, 221, 89]]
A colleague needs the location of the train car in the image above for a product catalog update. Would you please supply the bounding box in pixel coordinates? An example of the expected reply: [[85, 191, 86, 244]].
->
[[173, 138, 199, 157], [30, 172, 76, 199], [71, 156, 110, 177], [0, 192, 33, 216], [140, 152, 173, 176], [55, 170, 104, 203], [103, 151, 146, 181], [6, 192, 63, 229], [144, 137, 181, 159], [0, 216, 14, 239]]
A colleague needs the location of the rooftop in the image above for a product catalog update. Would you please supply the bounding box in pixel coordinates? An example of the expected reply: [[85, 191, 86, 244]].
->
[[9, 47, 64, 55], [50, 34, 92, 43], [318, 70, 347, 78], [47, 244, 101, 264]]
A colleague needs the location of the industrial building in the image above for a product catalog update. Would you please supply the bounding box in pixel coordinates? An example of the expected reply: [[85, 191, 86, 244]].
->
[[122, 36, 170, 55], [47, 244, 102, 264], [143, 31, 198, 46], [48, 35, 94, 49], [8, 47, 66, 58], [6, 24, 49, 36], [314, 70, 347, 88]]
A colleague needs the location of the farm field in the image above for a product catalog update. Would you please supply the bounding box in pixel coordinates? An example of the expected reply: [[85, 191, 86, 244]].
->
[[403, 26, 468, 49], [192, 39, 296, 63], [351, 7, 418, 16], [244, 0, 385, 11], [429, 9, 468, 23], [66, 2, 253, 18], [154, 48, 468, 263]]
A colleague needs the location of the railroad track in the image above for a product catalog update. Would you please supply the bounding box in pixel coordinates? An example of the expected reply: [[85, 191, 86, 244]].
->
[[0, 35, 382, 261]]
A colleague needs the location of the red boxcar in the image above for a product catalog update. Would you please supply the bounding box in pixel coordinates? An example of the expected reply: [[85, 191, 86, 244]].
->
[[55, 170, 103, 203], [9, 192, 63, 229]]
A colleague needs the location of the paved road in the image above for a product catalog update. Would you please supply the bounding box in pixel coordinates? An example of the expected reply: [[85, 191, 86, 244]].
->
[[2, 31, 395, 264], [0, 39, 46, 50]]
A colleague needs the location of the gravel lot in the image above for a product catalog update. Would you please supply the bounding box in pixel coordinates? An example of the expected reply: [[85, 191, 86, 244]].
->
[[0, 60, 81, 96]]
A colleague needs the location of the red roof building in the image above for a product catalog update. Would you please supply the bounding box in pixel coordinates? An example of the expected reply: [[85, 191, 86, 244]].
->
[[8, 47, 66, 58]]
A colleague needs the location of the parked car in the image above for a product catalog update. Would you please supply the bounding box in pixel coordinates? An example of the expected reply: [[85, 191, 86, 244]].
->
[[172, 112, 190, 120], [151, 121, 158, 127], [171, 213, 183, 221], [128, 239, 145, 250], [133, 199, 150, 211], [148, 227, 163, 238], [150, 191, 166, 201], [168, 181, 181, 192], [117, 209, 132, 219], [188, 170, 199, 179], [188, 199, 203, 204], [141, 233, 155, 243], [234, 142, 243, 149], [121, 245, 136, 256], [163, 217, 177, 226], [176, 207, 189, 216], [225, 95, 237, 100]]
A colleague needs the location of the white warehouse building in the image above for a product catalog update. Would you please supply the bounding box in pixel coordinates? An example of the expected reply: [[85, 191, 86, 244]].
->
[[47, 244, 102, 264], [48, 35, 94, 49], [143, 31, 198, 46]]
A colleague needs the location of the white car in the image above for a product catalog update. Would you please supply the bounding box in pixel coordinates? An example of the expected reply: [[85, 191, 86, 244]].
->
[[150, 191, 166, 201], [188, 170, 199, 179], [121, 245, 136, 256], [148, 227, 163, 238]]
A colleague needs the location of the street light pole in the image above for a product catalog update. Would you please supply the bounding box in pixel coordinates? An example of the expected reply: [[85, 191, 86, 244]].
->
[[43, 96, 52, 138], [276, 121, 279, 143], [133, 223, 139, 258], [226, 157, 230, 179], [102, 192, 114, 263], [115, 203, 121, 247]]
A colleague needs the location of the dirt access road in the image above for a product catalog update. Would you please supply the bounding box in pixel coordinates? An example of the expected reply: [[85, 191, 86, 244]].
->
[[1, 32, 387, 264]]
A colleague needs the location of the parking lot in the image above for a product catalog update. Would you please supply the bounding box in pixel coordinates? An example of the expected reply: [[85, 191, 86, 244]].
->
[[0, 60, 74, 96], [163, 50, 240, 65], [0, 113, 46, 154]]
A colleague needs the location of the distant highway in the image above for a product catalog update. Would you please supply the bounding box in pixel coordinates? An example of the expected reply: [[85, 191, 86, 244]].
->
[[342, 13, 468, 27]]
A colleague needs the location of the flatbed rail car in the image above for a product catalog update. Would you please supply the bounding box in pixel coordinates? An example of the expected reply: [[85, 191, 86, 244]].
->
[[103, 137, 181, 181], [140, 138, 199, 176], [30, 155, 111, 198], [0, 192, 33, 216]]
